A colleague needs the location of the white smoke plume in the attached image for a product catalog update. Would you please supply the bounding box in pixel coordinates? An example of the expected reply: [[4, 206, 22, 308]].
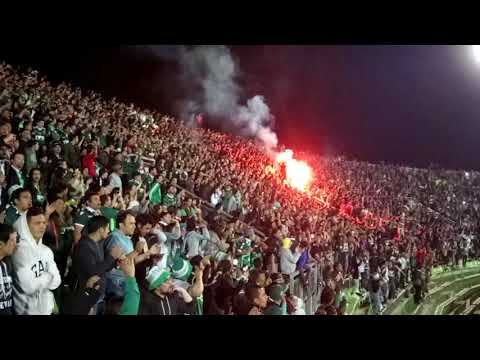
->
[[135, 45, 278, 151]]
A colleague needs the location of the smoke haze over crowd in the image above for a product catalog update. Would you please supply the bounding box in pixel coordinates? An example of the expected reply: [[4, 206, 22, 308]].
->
[[2, 45, 480, 170]]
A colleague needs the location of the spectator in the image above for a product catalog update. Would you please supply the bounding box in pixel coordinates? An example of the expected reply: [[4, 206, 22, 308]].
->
[[32, 120, 46, 145], [82, 144, 97, 179], [68, 168, 88, 202], [131, 213, 154, 289], [43, 193, 71, 281], [5, 188, 32, 226], [6, 151, 25, 191], [205, 221, 230, 261], [172, 255, 206, 314], [162, 185, 177, 207], [11, 207, 61, 315], [109, 161, 123, 194], [264, 283, 288, 315], [139, 266, 194, 315], [279, 238, 302, 275], [72, 216, 124, 314], [63, 135, 83, 169], [245, 285, 268, 315], [151, 211, 181, 265], [183, 217, 210, 259], [319, 278, 338, 314], [369, 272, 383, 314], [26, 168, 46, 207], [0, 170, 8, 209], [0, 223, 17, 315], [24, 141, 39, 175], [73, 192, 102, 243], [99, 194, 118, 231], [104, 210, 160, 299]]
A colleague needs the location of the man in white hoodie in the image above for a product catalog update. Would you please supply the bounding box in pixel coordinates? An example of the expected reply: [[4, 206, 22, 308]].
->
[[11, 207, 61, 315], [279, 238, 303, 276]]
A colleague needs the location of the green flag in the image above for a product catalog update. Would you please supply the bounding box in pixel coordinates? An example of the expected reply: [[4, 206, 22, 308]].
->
[[148, 183, 162, 205]]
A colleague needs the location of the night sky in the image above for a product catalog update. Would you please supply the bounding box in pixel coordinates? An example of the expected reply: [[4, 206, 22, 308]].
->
[[1, 45, 480, 170]]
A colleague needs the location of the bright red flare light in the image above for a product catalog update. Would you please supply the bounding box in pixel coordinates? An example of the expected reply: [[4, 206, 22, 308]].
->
[[275, 149, 313, 192]]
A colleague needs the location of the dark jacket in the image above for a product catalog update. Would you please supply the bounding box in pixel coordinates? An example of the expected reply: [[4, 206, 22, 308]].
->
[[63, 142, 81, 169], [63, 286, 103, 315], [139, 290, 195, 315], [0, 259, 13, 315], [215, 274, 237, 312], [72, 236, 116, 295], [5, 164, 24, 190], [0, 186, 8, 209]]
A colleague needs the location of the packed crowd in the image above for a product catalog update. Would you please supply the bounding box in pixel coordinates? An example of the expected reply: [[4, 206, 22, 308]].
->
[[0, 62, 478, 316]]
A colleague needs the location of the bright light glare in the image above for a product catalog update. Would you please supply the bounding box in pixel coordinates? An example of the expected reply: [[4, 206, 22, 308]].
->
[[473, 45, 480, 63], [275, 149, 313, 192]]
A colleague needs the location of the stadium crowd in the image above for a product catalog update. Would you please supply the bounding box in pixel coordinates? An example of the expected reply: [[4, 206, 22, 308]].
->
[[0, 62, 478, 316]]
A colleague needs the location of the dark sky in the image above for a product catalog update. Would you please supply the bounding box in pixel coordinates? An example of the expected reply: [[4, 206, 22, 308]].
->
[[1, 45, 480, 170]]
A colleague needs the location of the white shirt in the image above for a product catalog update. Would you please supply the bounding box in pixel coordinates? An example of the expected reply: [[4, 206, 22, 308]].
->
[[109, 173, 123, 192], [211, 190, 222, 207]]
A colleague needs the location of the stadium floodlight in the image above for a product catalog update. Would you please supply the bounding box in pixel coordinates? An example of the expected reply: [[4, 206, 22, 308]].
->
[[473, 45, 480, 63]]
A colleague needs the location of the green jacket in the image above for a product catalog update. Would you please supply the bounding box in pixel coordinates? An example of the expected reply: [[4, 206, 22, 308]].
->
[[33, 126, 46, 144], [162, 193, 177, 207], [119, 277, 140, 315]]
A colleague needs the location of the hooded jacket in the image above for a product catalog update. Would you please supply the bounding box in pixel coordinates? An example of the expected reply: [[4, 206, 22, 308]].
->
[[11, 214, 61, 315], [139, 289, 194, 315], [279, 247, 302, 275]]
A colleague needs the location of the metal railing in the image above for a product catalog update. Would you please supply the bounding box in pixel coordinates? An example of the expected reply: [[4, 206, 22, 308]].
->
[[288, 262, 324, 315]]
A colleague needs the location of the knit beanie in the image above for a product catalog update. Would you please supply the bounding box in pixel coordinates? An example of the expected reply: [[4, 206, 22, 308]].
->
[[171, 256, 193, 282], [146, 266, 171, 291]]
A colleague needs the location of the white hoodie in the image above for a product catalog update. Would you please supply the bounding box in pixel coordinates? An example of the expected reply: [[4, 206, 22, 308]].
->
[[279, 247, 302, 275], [11, 214, 61, 315]]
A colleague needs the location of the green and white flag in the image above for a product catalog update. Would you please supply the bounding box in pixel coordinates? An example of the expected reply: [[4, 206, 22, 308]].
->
[[148, 183, 162, 205]]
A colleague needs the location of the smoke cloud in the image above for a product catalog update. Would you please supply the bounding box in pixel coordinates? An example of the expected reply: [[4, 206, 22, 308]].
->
[[134, 45, 278, 151]]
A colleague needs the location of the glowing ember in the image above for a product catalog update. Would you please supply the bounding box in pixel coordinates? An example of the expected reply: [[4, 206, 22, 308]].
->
[[275, 149, 313, 192], [265, 165, 276, 175], [196, 114, 204, 125]]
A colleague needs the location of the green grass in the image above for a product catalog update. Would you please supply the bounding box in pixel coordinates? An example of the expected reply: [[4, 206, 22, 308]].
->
[[384, 262, 480, 315], [356, 261, 480, 315]]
